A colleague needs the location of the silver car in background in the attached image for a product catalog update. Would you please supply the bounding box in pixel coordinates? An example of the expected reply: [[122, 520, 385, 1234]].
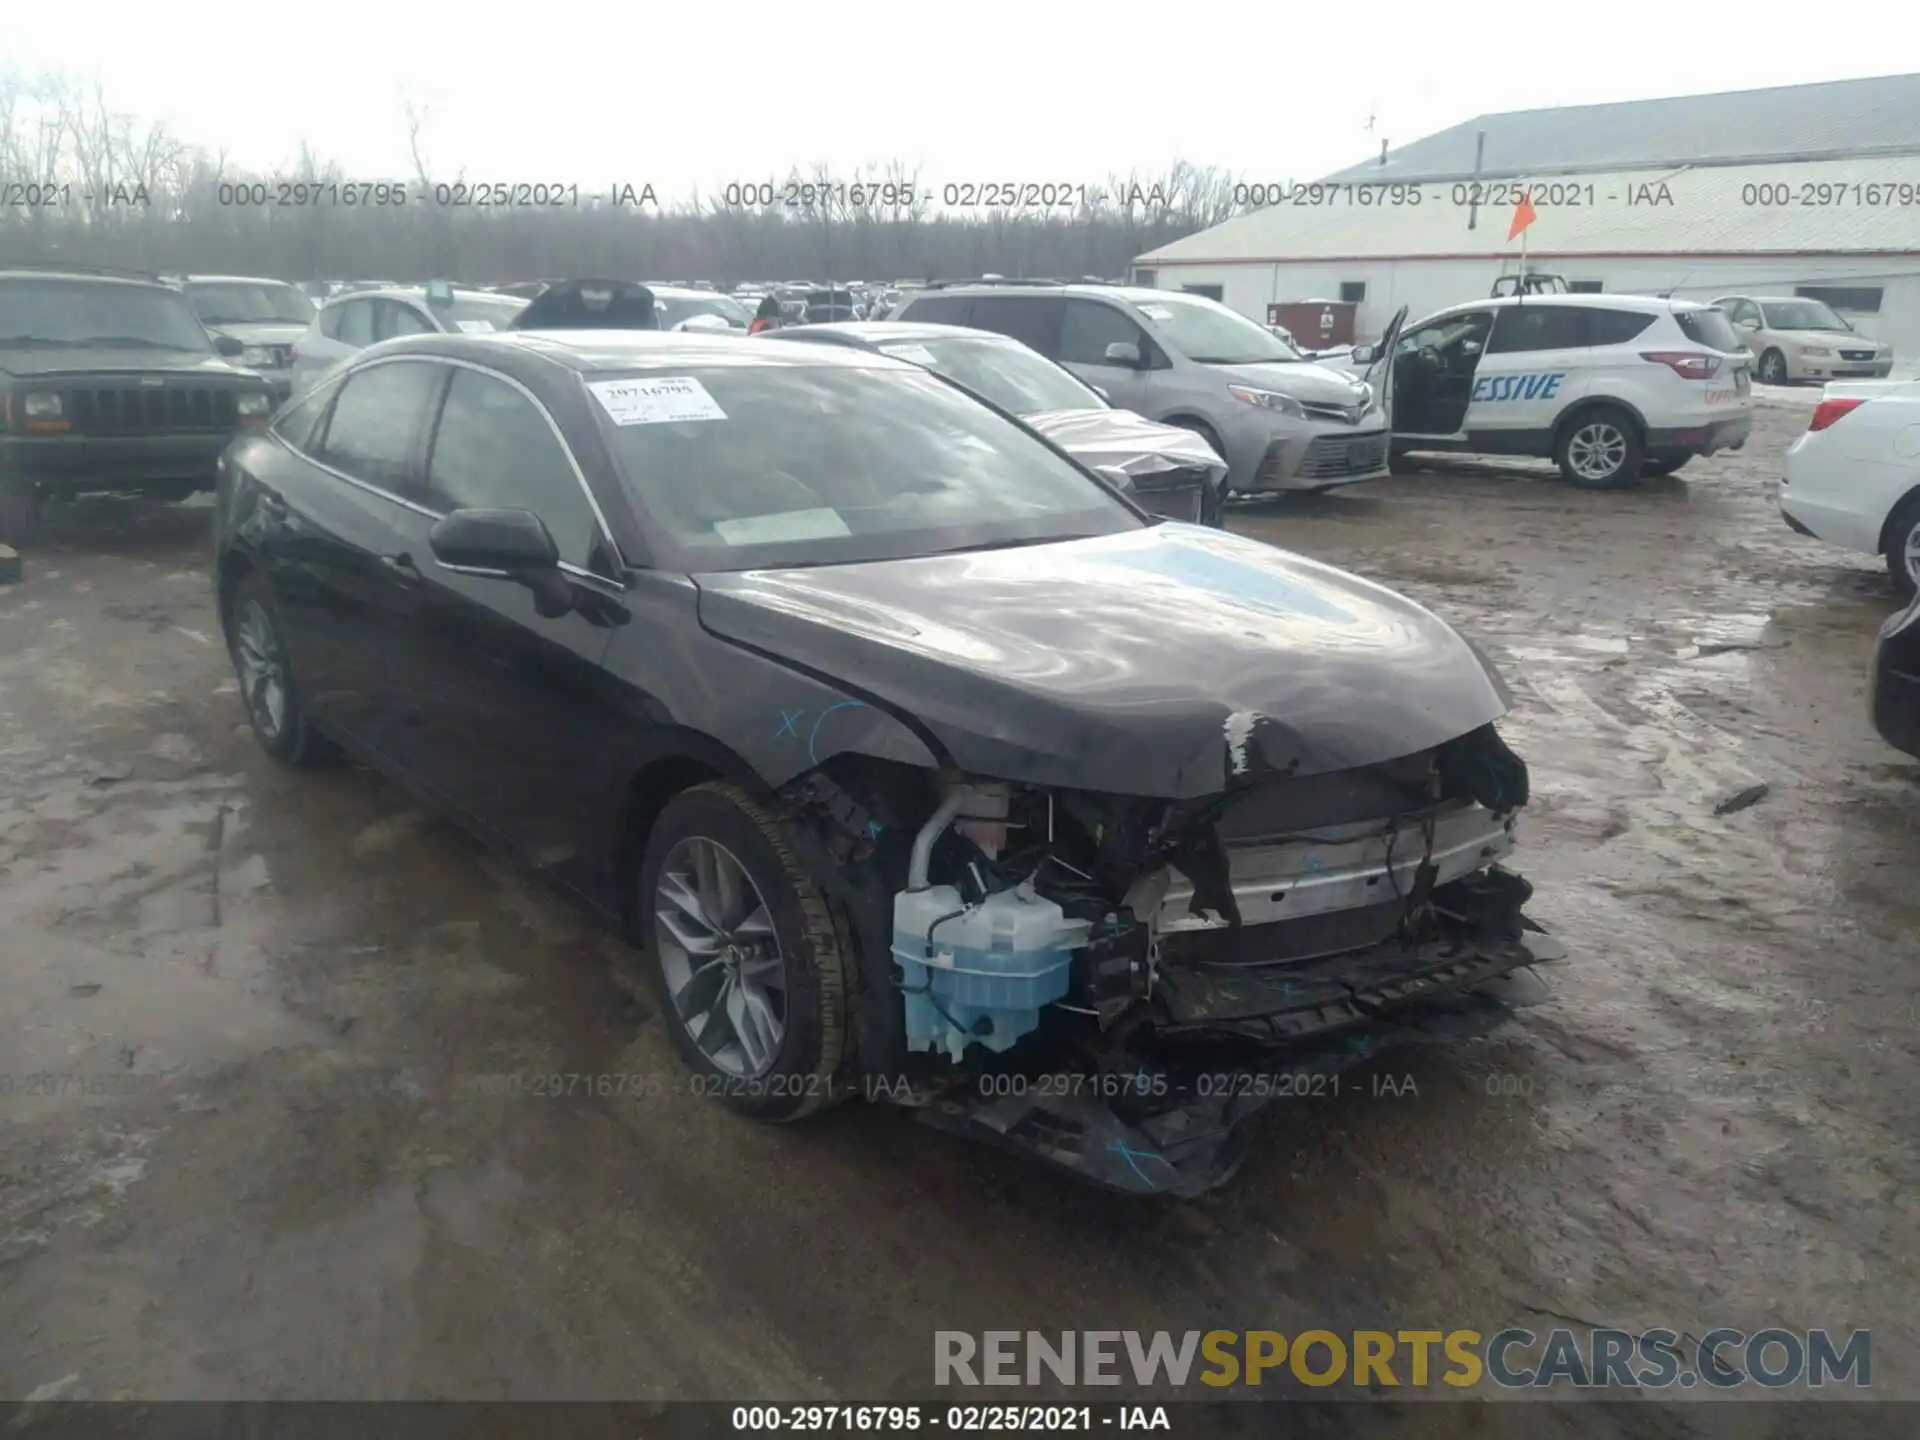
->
[[1713, 294, 1894, 385], [892, 281, 1388, 494], [768, 320, 1230, 524], [175, 274, 317, 401], [288, 282, 529, 394]]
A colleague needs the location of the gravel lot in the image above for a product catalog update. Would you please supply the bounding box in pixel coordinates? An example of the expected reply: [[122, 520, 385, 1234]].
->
[[2, 400, 1915, 1426]]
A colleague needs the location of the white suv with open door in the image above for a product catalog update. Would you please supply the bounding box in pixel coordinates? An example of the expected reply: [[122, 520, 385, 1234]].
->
[[1344, 294, 1754, 488]]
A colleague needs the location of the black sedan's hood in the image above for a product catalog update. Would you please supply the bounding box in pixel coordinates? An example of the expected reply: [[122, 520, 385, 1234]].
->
[[694, 525, 1512, 797], [1, 347, 250, 380]]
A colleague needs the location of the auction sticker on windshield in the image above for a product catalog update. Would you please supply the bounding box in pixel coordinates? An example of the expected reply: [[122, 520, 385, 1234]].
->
[[588, 376, 728, 425], [454, 320, 497, 334]]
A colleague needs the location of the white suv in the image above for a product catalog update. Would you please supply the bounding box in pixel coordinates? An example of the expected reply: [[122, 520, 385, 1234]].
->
[[1343, 295, 1754, 488]]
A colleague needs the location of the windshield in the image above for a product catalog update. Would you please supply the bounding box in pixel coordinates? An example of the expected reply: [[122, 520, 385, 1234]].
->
[[184, 281, 315, 325], [431, 294, 530, 332], [592, 362, 1139, 571], [657, 293, 752, 329], [0, 279, 216, 351], [1133, 293, 1304, 364], [1760, 299, 1850, 332], [878, 334, 1103, 416]]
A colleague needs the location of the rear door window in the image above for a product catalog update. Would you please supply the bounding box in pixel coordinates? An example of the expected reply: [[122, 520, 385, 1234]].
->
[[899, 294, 972, 325], [965, 295, 1065, 357], [312, 360, 440, 494], [332, 300, 375, 347]]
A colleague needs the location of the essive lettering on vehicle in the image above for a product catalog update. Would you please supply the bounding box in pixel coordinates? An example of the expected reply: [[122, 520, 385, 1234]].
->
[[1471, 372, 1566, 403]]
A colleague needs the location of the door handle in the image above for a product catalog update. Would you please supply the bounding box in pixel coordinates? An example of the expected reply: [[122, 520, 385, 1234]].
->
[[381, 552, 422, 581]]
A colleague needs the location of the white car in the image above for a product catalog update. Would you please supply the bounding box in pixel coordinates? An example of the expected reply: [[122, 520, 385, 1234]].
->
[[1780, 380, 1920, 597], [288, 282, 530, 395], [1343, 294, 1754, 488], [1713, 295, 1894, 385]]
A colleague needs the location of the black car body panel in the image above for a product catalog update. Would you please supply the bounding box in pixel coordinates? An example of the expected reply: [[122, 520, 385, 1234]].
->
[[693, 524, 1511, 797], [1871, 593, 1920, 758], [507, 280, 658, 330], [212, 329, 1556, 1197]]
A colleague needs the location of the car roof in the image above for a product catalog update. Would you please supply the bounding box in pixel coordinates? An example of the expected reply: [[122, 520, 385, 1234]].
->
[[781, 321, 1020, 347], [1424, 293, 1712, 318], [1720, 294, 1823, 304], [651, 284, 742, 300], [321, 286, 514, 305], [370, 329, 919, 374], [0, 268, 175, 291], [181, 274, 301, 285]]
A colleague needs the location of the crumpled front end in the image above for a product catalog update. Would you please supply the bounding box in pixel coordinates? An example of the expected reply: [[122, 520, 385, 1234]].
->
[[778, 721, 1563, 1197]]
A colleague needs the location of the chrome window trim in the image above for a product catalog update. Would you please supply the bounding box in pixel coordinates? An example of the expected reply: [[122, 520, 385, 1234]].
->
[[288, 351, 630, 594]]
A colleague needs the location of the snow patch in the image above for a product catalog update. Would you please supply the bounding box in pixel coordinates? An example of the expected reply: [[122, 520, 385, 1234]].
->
[[1223, 711, 1261, 775]]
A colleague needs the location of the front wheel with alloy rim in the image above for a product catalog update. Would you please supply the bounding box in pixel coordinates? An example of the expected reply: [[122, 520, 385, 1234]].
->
[[1757, 348, 1790, 386], [226, 573, 332, 764], [1555, 407, 1645, 489], [1886, 495, 1920, 599], [639, 782, 851, 1121]]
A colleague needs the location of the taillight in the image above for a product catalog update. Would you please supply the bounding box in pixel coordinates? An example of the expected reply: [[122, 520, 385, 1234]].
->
[[1641, 351, 1720, 380], [1808, 396, 1865, 432]]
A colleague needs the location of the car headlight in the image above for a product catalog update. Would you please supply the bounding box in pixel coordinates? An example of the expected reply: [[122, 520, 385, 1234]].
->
[[1226, 384, 1305, 418], [22, 392, 63, 418], [237, 392, 272, 417], [1800, 346, 1831, 358], [240, 345, 278, 368]]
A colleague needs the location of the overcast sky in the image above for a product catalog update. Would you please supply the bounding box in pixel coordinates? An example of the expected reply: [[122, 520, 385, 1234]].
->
[[3, 4, 1904, 199]]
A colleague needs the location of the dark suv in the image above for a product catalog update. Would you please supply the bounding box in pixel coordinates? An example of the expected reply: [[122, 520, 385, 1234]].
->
[[0, 266, 278, 546]]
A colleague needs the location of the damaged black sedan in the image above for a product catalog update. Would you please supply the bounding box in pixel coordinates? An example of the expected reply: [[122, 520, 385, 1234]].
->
[[212, 329, 1562, 1196]]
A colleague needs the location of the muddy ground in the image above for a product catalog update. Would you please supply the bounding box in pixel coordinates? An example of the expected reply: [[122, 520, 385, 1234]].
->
[[2, 401, 1915, 1427]]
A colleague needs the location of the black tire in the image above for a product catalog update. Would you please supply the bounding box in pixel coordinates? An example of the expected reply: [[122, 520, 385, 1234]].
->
[[1885, 494, 1920, 600], [225, 571, 332, 765], [1554, 406, 1644, 490], [639, 781, 851, 1121], [0, 475, 43, 550], [1757, 348, 1789, 386], [1387, 450, 1422, 476], [1642, 456, 1690, 478]]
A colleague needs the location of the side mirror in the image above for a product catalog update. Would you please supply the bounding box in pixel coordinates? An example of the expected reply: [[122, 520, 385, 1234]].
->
[[428, 508, 573, 617], [1103, 340, 1142, 367], [213, 333, 244, 358], [1737, 318, 1761, 331], [1349, 343, 1376, 365]]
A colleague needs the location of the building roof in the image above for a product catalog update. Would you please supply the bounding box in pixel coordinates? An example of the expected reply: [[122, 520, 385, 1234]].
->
[[1137, 156, 1920, 266], [1326, 73, 1920, 183]]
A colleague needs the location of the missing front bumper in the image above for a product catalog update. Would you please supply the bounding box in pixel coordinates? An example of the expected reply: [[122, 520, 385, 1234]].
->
[[915, 923, 1565, 1197]]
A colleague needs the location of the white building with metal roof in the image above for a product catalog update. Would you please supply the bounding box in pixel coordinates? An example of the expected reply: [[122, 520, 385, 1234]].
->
[[1135, 74, 1920, 361]]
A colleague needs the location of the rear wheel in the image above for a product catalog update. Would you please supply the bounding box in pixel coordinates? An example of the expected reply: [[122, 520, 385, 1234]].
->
[[0, 474, 43, 549], [1555, 407, 1644, 489], [226, 572, 332, 765], [639, 782, 851, 1121], [1885, 495, 1920, 600]]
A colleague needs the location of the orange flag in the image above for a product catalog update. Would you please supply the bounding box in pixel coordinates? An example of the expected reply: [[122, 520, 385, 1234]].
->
[[1508, 189, 1538, 241]]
